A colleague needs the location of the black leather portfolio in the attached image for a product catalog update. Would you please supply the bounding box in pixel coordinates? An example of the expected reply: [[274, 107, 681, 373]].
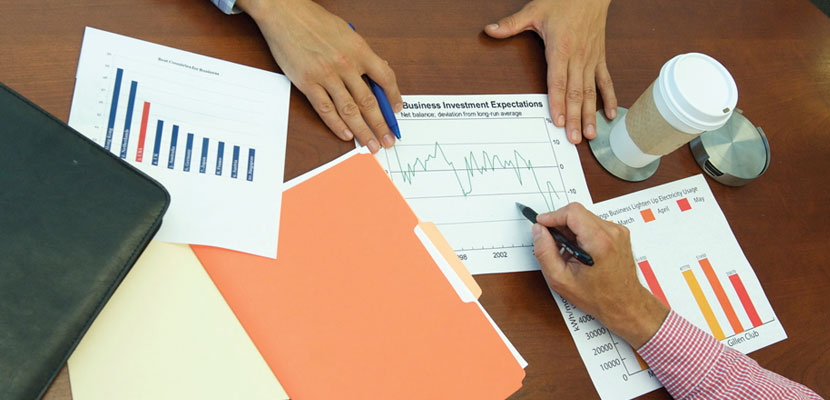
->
[[0, 82, 170, 399]]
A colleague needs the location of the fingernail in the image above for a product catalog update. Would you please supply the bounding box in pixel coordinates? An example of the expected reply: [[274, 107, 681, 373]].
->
[[343, 129, 354, 140], [368, 139, 380, 153], [487, 23, 499, 30], [585, 124, 595, 138], [382, 134, 395, 148], [609, 108, 617, 119], [395, 103, 404, 113], [570, 129, 580, 142], [532, 224, 543, 240], [556, 115, 565, 126]]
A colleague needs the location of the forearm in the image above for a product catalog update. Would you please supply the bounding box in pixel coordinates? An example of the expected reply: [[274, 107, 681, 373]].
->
[[638, 311, 820, 399]]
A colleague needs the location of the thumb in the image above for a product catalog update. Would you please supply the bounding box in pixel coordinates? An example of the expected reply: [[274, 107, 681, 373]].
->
[[532, 223, 565, 275], [485, 7, 535, 39]]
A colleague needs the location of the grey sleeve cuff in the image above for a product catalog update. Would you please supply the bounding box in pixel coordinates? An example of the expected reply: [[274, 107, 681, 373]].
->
[[210, 0, 243, 15]]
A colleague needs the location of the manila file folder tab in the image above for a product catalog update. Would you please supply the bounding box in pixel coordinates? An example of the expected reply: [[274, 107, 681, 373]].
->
[[193, 150, 524, 399], [0, 82, 170, 400]]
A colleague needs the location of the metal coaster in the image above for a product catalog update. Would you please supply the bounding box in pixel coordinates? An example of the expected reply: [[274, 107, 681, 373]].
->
[[689, 109, 770, 186], [589, 107, 660, 182]]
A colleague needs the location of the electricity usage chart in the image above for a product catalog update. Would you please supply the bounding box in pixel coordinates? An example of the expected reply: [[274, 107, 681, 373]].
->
[[374, 95, 592, 275], [68, 28, 291, 258], [554, 174, 787, 400]]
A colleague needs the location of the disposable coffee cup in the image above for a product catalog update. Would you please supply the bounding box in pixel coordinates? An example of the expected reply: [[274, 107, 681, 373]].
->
[[610, 53, 738, 168]]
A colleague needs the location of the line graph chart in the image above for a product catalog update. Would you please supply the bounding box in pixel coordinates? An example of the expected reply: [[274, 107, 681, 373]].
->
[[375, 98, 592, 274], [389, 143, 563, 210]]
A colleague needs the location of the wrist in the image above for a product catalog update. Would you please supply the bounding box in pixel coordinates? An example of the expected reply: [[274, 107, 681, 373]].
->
[[235, 0, 282, 20], [601, 288, 669, 349]]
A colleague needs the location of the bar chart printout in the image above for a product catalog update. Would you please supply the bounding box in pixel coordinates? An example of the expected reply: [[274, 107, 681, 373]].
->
[[370, 94, 593, 274], [551, 175, 787, 400], [68, 27, 291, 258]]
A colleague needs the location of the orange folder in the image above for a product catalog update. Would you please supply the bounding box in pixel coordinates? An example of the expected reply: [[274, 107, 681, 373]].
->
[[192, 150, 525, 399]]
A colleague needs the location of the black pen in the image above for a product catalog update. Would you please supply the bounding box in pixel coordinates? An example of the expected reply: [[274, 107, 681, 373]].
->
[[516, 202, 594, 266]]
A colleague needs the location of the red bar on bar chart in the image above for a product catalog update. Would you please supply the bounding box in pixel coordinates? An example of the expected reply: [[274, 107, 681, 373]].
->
[[699, 257, 744, 334], [638, 260, 669, 306], [136, 102, 150, 162], [677, 198, 692, 211], [728, 271, 762, 327], [640, 208, 655, 223]]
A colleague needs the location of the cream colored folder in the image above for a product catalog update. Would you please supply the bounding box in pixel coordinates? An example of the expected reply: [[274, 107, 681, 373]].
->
[[68, 241, 288, 400]]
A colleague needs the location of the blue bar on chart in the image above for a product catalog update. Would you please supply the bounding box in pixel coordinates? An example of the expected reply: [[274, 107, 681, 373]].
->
[[152, 120, 164, 166], [167, 125, 179, 169], [184, 133, 194, 172], [231, 145, 240, 178], [247, 148, 255, 182], [119, 80, 138, 159], [215, 141, 225, 176], [105, 68, 124, 151], [200, 138, 209, 174]]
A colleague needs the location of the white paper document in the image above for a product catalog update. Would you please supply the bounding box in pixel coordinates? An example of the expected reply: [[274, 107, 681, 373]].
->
[[69, 27, 290, 258], [553, 174, 787, 399], [369, 95, 592, 274]]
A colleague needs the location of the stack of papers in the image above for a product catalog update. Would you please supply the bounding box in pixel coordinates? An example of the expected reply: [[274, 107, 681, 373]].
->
[[192, 148, 527, 398], [67, 28, 527, 400], [69, 146, 528, 398], [65, 27, 296, 400]]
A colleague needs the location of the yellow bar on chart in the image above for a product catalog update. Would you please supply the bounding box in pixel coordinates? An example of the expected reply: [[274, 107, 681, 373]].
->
[[634, 351, 649, 371], [682, 267, 725, 340]]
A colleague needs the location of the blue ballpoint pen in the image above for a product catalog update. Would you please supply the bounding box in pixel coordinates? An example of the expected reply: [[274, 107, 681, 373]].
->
[[347, 23, 401, 139]]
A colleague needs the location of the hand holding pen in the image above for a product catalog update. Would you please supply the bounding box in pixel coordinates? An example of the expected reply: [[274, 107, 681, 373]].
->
[[235, 0, 402, 153], [526, 202, 669, 349], [517, 202, 593, 265], [348, 23, 401, 140]]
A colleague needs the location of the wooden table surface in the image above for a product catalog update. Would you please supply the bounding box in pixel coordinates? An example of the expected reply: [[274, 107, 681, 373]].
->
[[2, 0, 828, 398]]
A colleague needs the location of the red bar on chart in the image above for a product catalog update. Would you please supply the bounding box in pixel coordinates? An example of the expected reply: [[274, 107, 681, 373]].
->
[[136, 102, 150, 162], [727, 271, 763, 327], [640, 208, 655, 223], [677, 198, 692, 211], [699, 257, 744, 335], [638, 260, 669, 306]]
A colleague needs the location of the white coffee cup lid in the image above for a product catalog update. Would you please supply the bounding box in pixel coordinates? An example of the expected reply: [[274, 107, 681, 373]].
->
[[658, 53, 738, 131]]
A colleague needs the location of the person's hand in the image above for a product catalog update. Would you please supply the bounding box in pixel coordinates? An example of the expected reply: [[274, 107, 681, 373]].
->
[[485, 0, 617, 145], [236, 0, 402, 153], [531, 203, 668, 348]]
